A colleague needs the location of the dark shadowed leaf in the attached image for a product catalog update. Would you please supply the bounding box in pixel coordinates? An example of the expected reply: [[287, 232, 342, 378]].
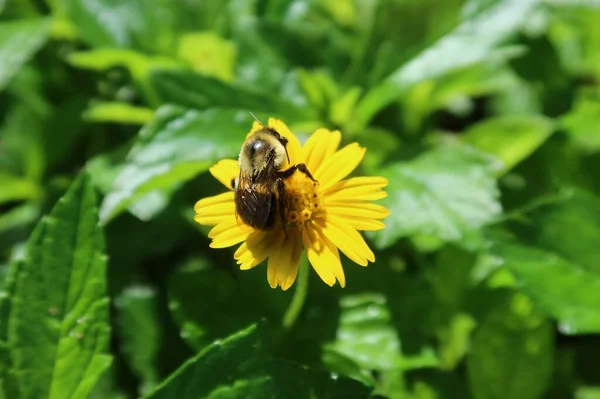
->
[[167, 258, 262, 352], [144, 323, 371, 399], [0, 173, 111, 398], [149, 69, 310, 118], [510, 189, 600, 274], [115, 285, 162, 395], [467, 291, 554, 399]]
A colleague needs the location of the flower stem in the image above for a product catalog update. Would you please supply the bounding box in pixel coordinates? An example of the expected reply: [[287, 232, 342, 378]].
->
[[282, 254, 309, 331]]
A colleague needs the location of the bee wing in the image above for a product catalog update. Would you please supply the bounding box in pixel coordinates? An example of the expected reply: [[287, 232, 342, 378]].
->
[[234, 172, 273, 229]]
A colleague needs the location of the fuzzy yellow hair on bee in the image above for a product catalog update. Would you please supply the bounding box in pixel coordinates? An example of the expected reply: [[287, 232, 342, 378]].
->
[[232, 114, 315, 234]]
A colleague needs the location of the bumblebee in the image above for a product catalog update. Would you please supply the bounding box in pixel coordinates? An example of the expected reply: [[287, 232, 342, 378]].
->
[[232, 117, 316, 233]]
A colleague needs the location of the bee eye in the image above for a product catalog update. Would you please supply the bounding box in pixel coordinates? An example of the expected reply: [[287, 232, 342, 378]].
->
[[280, 136, 288, 145], [250, 140, 263, 153]]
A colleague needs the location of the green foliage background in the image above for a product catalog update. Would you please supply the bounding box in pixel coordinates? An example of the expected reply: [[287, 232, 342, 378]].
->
[[1, 0, 600, 398]]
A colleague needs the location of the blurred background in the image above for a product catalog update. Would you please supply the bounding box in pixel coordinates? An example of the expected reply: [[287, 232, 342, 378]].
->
[[1, 0, 600, 398]]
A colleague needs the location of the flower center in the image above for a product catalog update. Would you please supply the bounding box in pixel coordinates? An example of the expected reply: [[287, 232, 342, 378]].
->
[[283, 171, 322, 228]]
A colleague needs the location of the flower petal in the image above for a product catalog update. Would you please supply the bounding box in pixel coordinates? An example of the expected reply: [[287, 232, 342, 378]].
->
[[268, 118, 303, 165], [208, 217, 252, 248], [325, 201, 390, 219], [317, 215, 375, 266], [247, 120, 263, 137], [267, 232, 302, 290], [314, 143, 366, 190], [303, 129, 342, 174], [234, 230, 272, 270], [303, 224, 345, 287], [337, 218, 385, 231], [209, 159, 239, 189], [324, 176, 388, 201], [194, 192, 235, 225]]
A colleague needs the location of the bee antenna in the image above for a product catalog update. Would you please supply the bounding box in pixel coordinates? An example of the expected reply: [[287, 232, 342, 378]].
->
[[248, 111, 263, 126]]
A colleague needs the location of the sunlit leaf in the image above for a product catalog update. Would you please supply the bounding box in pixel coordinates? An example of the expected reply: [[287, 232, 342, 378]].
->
[[0, 18, 49, 91], [326, 294, 402, 371], [561, 96, 600, 153], [99, 106, 265, 223], [493, 241, 600, 334], [0, 173, 112, 398], [176, 32, 237, 82], [463, 115, 555, 175], [375, 144, 502, 249], [0, 174, 40, 204], [53, 0, 178, 51], [83, 102, 154, 125], [352, 0, 540, 129]]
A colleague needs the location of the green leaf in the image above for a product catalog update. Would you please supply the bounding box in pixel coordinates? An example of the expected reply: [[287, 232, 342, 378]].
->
[[510, 189, 600, 274], [561, 96, 600, 153], [323, 293, 432, 398], [401, 64, 516, 134], [374, 144, 502, 249], [67, 49, 179, 106], [53, 0, 178, 51], [463, 115, 555, 175], [326, 294, 402, 371], [0, 18, 49, 91], [0, 174, 40, 204], [321, 349, 375, 388], [99, 106, 260, 223], [228, 23, 285, 89], [467, 291, 554, 399], [149, 69, 307, 117], [176, 32, 237, 82], [0, 173, 112, 398], [493, 241, 600, 334], [352, 0, 540, 129], [576, 387, 600, 399], [0, 94, 46, 182], [82, 102, 154, 125], [115, 286, 161, 395], [437, 313, 476, 370], [167, 258, 262, 352], [0, 204, 39, 237], [54, 0, 132, 47], [145, 323, 371, 399]]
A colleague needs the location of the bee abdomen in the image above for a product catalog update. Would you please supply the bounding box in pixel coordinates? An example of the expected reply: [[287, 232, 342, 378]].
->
[[235, 189, 275, 230]]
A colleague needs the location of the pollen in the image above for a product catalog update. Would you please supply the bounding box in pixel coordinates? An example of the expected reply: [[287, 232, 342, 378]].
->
[[283, 171, 323, 227]]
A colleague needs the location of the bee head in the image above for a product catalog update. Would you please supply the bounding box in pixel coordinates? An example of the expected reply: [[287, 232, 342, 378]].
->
[[240, 128, 288, 174]]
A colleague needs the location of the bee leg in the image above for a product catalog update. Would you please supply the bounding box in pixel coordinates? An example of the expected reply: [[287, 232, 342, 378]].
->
[[279, 163, 317, 182], [276, 177, 288, 239], [230, 178, 237, 190]]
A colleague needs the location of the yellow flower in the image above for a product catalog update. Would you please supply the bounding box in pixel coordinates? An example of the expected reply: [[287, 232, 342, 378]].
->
[[194, 118, 389, 290]]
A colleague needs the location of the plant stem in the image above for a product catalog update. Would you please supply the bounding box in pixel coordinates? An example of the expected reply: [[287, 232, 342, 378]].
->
[[282, 254, 310, 331]]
